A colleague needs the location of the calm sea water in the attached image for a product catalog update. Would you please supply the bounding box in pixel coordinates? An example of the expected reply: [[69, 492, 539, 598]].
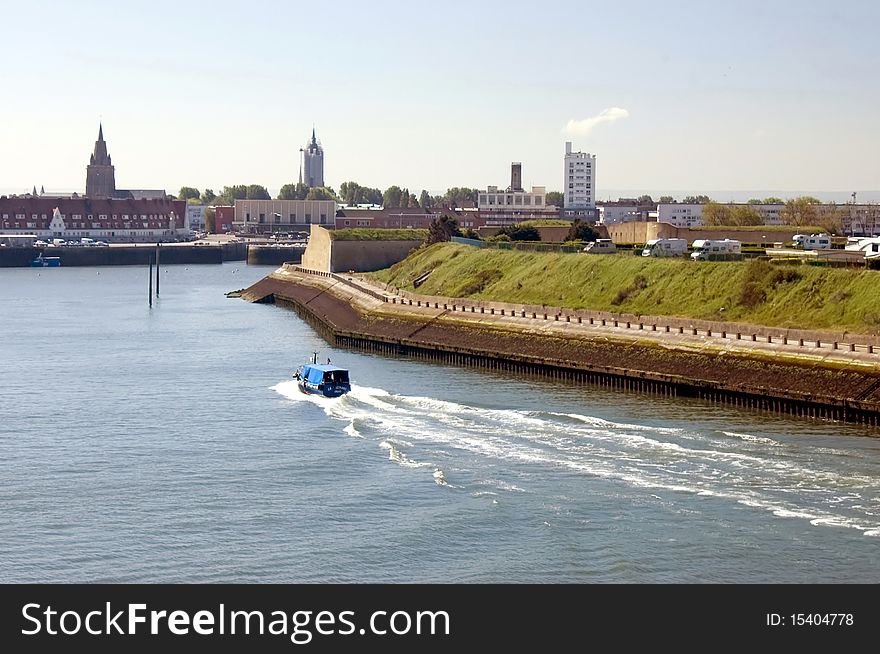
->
[[1, 263, 878, 583]]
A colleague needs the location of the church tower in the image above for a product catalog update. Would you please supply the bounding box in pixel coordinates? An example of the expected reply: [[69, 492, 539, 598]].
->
[[301, 127, 324, 188], [85, 123, 117, 198]]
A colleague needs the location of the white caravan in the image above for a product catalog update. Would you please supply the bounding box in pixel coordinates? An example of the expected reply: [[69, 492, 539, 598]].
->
[[641, 238, 688, 257], [793, 233, 831, 250], [845, 236, 880, 259], [690, 239, 742, 260]]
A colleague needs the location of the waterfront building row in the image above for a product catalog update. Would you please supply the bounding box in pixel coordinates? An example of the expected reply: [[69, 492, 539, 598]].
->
[[0, 196, 187, 242]]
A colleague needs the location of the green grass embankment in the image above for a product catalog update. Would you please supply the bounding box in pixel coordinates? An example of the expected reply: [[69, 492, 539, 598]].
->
[[370, 243, 880, 333], [330, 228, 428, 241]]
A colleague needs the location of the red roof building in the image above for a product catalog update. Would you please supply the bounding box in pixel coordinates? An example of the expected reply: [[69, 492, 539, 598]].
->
[[0, 195, 187, 242]]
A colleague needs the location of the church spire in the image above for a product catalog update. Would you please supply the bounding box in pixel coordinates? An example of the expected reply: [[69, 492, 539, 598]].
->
[[86, 122, 116, 197], [91, 123, 111, 166]]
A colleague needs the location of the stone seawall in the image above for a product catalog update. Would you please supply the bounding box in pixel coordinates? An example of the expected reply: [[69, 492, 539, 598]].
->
[[247, 245, 303, 266], [242, 269, 880, 427]]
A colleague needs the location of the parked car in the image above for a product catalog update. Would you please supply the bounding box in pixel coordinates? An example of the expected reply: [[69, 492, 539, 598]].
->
[[34, 240, 48, 247]]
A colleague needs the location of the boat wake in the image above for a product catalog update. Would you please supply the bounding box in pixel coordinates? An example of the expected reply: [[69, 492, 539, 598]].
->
[[271, 381, 880, 537]]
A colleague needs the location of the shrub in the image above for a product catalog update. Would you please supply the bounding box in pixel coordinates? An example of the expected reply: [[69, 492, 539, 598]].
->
[[612, 274, 648, 305]]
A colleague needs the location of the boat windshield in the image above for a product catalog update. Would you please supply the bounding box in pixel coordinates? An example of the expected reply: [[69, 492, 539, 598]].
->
[[323, 370, 349, 384]]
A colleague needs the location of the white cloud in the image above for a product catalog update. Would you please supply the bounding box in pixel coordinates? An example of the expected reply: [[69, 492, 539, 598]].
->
[[564, 107, 630, 136]]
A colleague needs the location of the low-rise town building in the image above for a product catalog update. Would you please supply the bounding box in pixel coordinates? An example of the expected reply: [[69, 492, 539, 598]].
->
[[233, 199, 337, 234]]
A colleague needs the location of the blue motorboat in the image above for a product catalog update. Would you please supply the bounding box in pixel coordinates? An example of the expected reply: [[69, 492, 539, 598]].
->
[[31, 253, 61, 267], [294, 353, 351, 398]]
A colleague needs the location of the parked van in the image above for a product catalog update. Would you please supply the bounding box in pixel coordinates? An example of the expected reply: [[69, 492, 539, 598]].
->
[[690, 238, 742, 260], [793, 233, 831, 250], [583, 239, 617, 254], [51, 238, 66, 246], [641, 238, 688, 257], [80, 237, 95, 246]]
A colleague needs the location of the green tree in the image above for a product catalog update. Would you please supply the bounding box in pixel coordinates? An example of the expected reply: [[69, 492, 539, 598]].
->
[[566, 219, 599, 242], [278, 182, 309, 200], [178, 186, 200, 201], [200, 188, 216, 204], [682, 195, 712, 204], [545, 191, 564, 207], [425, 214, 460, 244], [215, 185, 249, 205], [383, 186, 403, 208], [747, 198, 763, 205], [339, 181, 382, 206], [305, 186, 337, 201], [816, 204, 846, 234], [204, 206, 216, 234], [762, 197, 785, 204], [730, 204, 764, 226], [419, 189, 433, 208], [659, 196, 675, 203], [443, 187, 479, 207], [780, 197, 821, 227], [701, 201, 733, 226], [637, 194, 655, 206], [245, 184, 271, 200], [498, 224, 540, 241]]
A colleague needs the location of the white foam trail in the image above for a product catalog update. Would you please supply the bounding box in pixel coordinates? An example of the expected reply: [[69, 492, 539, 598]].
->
[[270, 381, 880, 537], [482, 479, 526, 493], [379, 440, 430, 469], [343, 423, 361, 438], [722, 431, 779, 446]]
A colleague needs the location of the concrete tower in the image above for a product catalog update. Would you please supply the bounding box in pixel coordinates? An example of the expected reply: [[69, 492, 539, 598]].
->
[[301, 127, 324, 188], [85, 123, 117, 198], [563, 141, 596, 210], [508, 162, 523, 192]]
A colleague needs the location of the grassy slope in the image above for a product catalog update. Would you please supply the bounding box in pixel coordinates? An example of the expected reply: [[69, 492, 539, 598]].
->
[[330, 228, 428, 241], [371, 243, 880, 333]]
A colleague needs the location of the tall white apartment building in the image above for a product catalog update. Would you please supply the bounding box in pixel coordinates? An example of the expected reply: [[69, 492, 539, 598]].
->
[[563, 142, 596, 210]]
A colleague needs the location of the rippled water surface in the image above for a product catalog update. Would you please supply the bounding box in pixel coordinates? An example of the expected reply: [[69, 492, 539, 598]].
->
[[1, 264, 878, 582]]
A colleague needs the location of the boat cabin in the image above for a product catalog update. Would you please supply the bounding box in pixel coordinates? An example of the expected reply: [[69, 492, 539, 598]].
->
[[300, 364, 350, 386]]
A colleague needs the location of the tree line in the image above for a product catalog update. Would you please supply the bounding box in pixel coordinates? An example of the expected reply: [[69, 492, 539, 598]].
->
[[174, 183, 488, 209]]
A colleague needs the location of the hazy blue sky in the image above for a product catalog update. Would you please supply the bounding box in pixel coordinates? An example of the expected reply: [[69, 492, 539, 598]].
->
[[1, 0, 878, 199]]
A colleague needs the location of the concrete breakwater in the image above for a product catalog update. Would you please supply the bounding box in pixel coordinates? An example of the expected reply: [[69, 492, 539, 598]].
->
[[0, 242, 247, 267], [242, 267, 880, 427]]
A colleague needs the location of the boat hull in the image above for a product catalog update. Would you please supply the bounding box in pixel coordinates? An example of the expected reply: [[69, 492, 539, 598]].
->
[[297, 380, 350, 398], [31, 258, 61, 267]]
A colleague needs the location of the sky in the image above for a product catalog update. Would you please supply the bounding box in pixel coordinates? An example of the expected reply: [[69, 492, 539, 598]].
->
[[1, 0, 879, 200]]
